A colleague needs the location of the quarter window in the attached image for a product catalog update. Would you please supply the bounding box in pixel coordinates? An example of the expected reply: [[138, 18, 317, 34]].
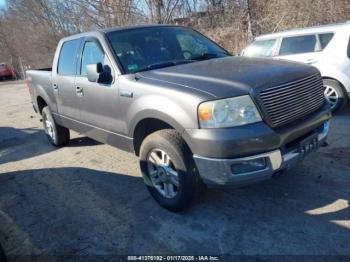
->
[[244, 39, 277, 57], [319, 33, 334, 49], [58, 39, 80, 75], [279, 35, 317, 55], [80, 41, 104, 76]]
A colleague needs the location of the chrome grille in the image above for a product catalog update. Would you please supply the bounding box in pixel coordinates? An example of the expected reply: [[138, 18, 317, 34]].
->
[[259, 74, 325, 127]]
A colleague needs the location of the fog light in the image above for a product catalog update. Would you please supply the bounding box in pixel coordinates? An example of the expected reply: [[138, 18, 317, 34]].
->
[[231, 158, 267, 174]]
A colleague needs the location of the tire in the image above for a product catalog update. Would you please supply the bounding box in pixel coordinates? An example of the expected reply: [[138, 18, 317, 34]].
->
[[323, 79, 348, 112], [42, 106, 70, 146], [139, 129, 203, 212], [0, 244, 6, 262]]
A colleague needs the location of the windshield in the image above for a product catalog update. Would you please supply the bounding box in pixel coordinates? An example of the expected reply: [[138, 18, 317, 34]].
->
[[244, 39, 277, 58], [106, 26, 230, 74]]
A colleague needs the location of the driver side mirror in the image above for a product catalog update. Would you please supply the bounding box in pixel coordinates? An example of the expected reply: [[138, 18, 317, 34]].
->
[[87, 63, 103, 83], [87, 62, 112, 84]]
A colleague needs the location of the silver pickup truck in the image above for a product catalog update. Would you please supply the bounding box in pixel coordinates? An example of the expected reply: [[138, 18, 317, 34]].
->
[[26, 25, 331, 211]]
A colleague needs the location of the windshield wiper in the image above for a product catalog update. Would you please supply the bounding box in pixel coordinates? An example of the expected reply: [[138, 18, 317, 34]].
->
[[136, 59, 195, 72], [191, 52, 229, 61], [147, 61, 177, 70]]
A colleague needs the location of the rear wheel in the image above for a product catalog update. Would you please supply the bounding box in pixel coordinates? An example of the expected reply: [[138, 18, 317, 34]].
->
[[42, 106, 70, 146], [323, 79, 348, 112], [139, 129, 203, 212]]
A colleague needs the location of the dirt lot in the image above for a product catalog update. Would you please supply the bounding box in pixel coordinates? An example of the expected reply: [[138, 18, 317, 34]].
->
[[0, 81, 350, 258]]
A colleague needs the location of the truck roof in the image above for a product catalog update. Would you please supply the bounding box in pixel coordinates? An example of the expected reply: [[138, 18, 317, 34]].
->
[[100, 24, 179, 33], [256, 21, 350, 40], [61, 24, 181, 42]]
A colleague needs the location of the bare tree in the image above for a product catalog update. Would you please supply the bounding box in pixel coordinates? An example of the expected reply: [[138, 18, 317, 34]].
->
[[0, 0, 349, 74]]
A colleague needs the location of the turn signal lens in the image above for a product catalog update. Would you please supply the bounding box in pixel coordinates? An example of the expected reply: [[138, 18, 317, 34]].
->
[[198, 104, 213, 121]]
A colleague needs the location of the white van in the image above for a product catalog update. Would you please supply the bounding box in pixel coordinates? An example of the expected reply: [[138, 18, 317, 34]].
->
[[242, 22, 350, 112]]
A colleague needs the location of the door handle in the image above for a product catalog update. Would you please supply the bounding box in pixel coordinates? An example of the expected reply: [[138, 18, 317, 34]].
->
[[120, 89, 133, 98], [53, 83, 58, 90], [76, 86, 84, 96]]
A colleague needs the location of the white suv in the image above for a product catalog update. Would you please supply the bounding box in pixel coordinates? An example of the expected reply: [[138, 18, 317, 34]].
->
[[242, 22, 350, 112]]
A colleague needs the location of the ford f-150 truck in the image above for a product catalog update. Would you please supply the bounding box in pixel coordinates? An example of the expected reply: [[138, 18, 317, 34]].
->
[[26, 25, 331, 211]]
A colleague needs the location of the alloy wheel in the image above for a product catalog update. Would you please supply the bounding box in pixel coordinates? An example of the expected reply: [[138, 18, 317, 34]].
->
[[147, 149, 179, 199], [44, 115, 55, 141], [324, 85, 339, 110]]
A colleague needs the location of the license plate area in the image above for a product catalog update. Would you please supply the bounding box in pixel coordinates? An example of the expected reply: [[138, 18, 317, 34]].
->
[[299, 133, 319, 159]]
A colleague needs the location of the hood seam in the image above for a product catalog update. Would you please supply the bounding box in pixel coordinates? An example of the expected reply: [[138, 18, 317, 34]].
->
[[138, 73, 217, 98]]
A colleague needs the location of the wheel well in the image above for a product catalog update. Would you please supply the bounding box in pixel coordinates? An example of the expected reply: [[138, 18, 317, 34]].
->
[[37, 96, 47, 114], [133, 118, 173, 156], [322, 77, 346, 90]]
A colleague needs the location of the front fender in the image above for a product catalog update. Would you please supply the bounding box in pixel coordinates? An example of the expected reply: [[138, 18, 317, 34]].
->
[[321, 71, 350, 93], [127, 94, 197, 137]]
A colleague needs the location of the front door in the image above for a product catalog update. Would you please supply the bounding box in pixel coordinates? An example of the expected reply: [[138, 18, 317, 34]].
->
[[74, 39, 122, 138]]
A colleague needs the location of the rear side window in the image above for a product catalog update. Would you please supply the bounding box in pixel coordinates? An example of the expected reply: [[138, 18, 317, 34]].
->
[[319, 33, 334, 49], [80, 42, 104, 75], [279, 35, 317, 55], [58, 39, 80, 75], [244, 39, 277, 57]]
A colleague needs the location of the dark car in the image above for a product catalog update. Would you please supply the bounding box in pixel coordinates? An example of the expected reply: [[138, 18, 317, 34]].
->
[[26, 25, 331, 211]]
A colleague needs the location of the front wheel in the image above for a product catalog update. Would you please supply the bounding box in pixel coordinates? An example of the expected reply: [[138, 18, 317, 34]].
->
[[323, 79, 348, 112], [139, 129, 203, 212], [42, 106, 70, 146]]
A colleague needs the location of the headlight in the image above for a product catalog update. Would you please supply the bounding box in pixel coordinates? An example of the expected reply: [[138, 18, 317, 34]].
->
[[198, 95, 262, 128]]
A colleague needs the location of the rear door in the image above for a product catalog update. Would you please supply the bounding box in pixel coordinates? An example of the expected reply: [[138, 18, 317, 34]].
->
[[276, 34, 322, 65], [54, 38, 82, 120]]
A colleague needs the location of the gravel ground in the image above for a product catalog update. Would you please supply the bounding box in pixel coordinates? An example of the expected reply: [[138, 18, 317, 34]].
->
[[0, 81, 349, 259]]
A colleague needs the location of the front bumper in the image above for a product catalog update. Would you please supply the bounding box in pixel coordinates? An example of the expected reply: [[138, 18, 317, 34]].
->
[[193, 120, 330, 186]]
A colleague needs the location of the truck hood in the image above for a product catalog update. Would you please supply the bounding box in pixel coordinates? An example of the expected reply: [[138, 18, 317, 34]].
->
[[137, 56, 319, 99]]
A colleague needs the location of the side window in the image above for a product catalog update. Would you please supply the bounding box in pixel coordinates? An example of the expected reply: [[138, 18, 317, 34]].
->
[[244, 39, 277, 57], [319, 33, 334, 49], [58, 39, 80, 75], [279, 35, 317, 55], [81, 41, 104, 76]]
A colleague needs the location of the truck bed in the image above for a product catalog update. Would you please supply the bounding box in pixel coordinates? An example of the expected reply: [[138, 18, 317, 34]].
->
[[26, 69, 54, 112]]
